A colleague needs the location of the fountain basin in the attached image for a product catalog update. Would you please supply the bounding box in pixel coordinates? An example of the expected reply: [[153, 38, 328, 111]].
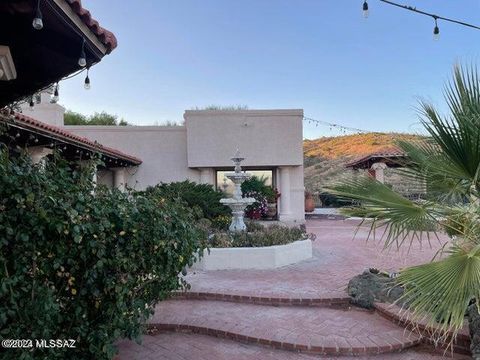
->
[[190, 239, 312, 271]]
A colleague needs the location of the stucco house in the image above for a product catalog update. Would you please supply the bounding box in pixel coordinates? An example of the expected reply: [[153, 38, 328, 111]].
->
[[0, 0, 305, 225], [16, 101, 306, 224]]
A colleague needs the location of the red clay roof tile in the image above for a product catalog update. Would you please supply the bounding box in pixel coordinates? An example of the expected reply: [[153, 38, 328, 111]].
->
[[8, 112, 141, 165], [66, 0, 117, 53]]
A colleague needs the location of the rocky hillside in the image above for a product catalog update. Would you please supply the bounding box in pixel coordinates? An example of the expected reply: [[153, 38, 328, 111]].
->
[[303, 133, 423, 197]]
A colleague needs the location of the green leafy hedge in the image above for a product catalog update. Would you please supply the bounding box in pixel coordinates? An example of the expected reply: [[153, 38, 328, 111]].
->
[[0, 151, 205, 359], [144, 180, 230, 220], [209, 224, 307, 248]]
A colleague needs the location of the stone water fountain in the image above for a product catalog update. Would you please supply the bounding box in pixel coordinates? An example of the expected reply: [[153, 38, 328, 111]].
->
[[220, 150, 255, 232]]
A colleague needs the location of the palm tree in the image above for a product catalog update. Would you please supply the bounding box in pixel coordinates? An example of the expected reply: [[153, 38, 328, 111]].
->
[[328, 65, 480, 347]]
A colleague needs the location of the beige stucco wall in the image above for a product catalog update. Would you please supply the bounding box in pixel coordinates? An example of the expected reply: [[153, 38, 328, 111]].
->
[[65, 109, 305, 223], [20, 92, 65, 127], [185, 109, 304, 167], [65, 126, 200, 190]]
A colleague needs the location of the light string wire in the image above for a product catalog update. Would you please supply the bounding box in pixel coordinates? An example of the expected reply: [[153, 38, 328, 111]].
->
[[375, 0, 480, 31], [303, 116, 371, 134]]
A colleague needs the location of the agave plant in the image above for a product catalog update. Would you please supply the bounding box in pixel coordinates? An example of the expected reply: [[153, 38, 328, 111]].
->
[[328, 65, 480, 345]]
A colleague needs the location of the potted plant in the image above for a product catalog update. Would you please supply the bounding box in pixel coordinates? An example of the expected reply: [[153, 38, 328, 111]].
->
[[265, 187, 280, 218], [305, 191, 315, 212]]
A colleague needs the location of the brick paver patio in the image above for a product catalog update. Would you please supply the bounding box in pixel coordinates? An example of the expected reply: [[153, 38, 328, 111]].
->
[[183, 219, 446, 299], [116, 219, 466, 359]]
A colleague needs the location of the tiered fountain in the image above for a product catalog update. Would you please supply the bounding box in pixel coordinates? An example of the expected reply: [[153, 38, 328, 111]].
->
[[220, 150, 255, 232]]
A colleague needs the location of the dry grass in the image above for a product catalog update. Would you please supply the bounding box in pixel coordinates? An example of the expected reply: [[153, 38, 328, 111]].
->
[[304, 132, 421, 159]]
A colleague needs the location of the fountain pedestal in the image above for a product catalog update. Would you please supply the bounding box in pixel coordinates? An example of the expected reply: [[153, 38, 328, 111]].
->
[[220, 151, 255, 232]]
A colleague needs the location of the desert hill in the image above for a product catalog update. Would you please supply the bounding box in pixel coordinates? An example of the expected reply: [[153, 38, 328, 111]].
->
[[303, 132, 424, 197]]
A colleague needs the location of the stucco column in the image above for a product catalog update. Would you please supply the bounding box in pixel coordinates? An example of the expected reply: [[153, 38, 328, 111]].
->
[[279, 167, 292, 219], [199, 168, 214, 185], [112, 167, 127, 191], [371, 162, 387, 183], [26, 146, 53, 165]]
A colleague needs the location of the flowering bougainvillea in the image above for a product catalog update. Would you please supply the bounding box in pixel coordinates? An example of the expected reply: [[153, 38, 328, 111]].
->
[[243, 190, 268, 219]]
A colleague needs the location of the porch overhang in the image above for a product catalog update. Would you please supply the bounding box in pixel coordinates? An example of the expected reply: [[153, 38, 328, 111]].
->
[[0, 0, 117, 107], [0, 112, 141, 168]]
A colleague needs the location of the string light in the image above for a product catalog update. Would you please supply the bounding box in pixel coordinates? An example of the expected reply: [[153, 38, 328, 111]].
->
[[78, 38, 87, 67], [362, 1, 369, 18], [84, 68, 91, 90], [303, 116, 369, 134], [52, 83, 59, 103], [433, 17, 440, 40], [364, 0, 480, 39], [32, 0, 43, 30]]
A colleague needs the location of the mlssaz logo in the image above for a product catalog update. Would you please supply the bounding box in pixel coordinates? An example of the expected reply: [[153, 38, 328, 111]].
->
[[35, 339, 76, 348]]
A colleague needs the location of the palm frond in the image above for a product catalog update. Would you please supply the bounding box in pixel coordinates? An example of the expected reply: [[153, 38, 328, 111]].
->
[[397, 245, 480, 341], [327, 176, 440, 248], [396, 139, 473, 203], [418, 64, 480, 196]]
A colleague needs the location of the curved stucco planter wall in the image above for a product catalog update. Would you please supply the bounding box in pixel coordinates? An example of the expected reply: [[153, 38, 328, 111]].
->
[[190, 239, 312, 271]]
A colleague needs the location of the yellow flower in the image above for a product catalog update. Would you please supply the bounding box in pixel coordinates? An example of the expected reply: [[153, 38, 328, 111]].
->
[[71, 288, 77, 295]]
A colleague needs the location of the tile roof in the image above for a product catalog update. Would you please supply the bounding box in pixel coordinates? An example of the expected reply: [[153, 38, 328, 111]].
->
[[346, 147, 407, 168], [5, 112, 141, 165], [66, 0, 117, 53]]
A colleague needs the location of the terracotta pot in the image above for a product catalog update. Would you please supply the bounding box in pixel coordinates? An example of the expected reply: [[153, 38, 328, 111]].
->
[[267, 203, 277, 218], [305, 195, 315, 212]]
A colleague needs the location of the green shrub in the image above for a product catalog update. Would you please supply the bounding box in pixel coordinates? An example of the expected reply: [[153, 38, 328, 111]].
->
[[245, 221, 264, 232], [241, 176, 277, 202], [209, 225, 307, 248], [0, 151, 205, 360], [211, 215, 231, 231], [144, 180, 230, 220], [319, 191, 354, 207]]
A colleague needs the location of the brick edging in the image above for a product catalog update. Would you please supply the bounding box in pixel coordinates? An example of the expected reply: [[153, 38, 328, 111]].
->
[[374, 302, 471, 355], [172, 291, 351, 308], [146, 323, 421, 356]]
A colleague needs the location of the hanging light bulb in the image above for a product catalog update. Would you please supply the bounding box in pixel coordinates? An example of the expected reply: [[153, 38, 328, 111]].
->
[[362, 1, 369, 18], [84, 68, 91, 90], [433, 17, 440, 40], [32, 0, 43, 30], [29, 97, 35, 111], [78, 39, 87, 67], [52, 83, 59, 103]]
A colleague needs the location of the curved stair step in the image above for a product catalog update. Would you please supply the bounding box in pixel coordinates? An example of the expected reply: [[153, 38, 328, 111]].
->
[[375, 302, 471, 355], [148, 300, 421, 356], [173, 291, 351, 308]]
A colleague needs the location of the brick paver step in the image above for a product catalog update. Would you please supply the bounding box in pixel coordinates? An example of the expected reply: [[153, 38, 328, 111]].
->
[[117, 333, 472, 360], [174, 290, 351, 308], [147, 300, 422, 356], [375, 303, 471, 355]]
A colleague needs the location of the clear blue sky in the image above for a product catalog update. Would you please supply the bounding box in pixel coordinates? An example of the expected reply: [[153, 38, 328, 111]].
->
[[59, 0, 480, 138]]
